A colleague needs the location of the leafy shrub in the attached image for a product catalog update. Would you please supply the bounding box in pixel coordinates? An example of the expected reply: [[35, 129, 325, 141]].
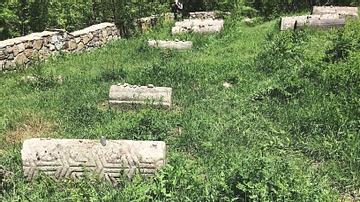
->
[[226, 156, 334, 201], [325, 19, 360, 62]]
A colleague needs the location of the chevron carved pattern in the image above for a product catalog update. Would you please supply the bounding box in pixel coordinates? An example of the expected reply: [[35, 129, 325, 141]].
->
[[21, 138, 166, 182]]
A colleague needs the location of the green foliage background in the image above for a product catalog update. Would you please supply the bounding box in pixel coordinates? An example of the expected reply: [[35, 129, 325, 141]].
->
[[1, 1, 360, 40]]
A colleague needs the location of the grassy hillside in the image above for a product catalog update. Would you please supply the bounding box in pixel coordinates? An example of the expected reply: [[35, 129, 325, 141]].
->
[[1, 17, 359, 201]]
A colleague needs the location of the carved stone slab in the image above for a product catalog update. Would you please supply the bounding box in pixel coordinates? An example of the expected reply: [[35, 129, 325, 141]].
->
[[280, 14, 340, 30], [174, 19, 224, 29], [21, 138, 166, 182], [147, 40, 193, 50], [312, 6, 358, 18], [172, 25, 222, 35], [109, 84, 172, 109], [295, 18, 346, 29]]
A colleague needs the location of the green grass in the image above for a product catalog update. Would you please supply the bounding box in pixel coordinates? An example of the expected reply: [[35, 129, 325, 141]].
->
[[1, 17, 359, 201]]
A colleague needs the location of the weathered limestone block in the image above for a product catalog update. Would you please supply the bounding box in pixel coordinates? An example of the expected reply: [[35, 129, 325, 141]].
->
[[7, 54, 14, 60], [65, 40, 77, 50], [109, 84, 172, 109], [102, 29, 108, 38], [74, 37, 81, 44], [82, 35, 90, 44], [49, 44, 56, 51], [51, 35, 60, 44], [55, 43, 63, 51], [43, 37, 51, 46], [14, 53, 28, 65], [13, 45, 19, 56], [295, 18, 346, 29], [39, 47, 49, 59], [175, 19, 224, 29], [106, 28, 112, 35], [148, 40, 193, 50], [25, 49, 33, 57], [189, 11, 230, 20], [21, 138, 166, 181], [280, 14, 340, 30], [17, 43, 25, 53], [4, 46, 13, 54], [33, 39, 43, 50], [4, 60, 15, 70], [24, 41, 33, 49], [77, 42, 84, 51], [172, 25, 222, 35], [312, 6, 358, 18]]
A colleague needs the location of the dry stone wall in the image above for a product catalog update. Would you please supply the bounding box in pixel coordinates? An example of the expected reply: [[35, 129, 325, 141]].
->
[[189, 11, 230, 20], [0, 22, 121, 71]]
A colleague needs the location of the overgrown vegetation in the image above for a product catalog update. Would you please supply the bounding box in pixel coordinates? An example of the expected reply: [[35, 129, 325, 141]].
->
[[1, 4, 360, 202], [2, 1, 360, 40]]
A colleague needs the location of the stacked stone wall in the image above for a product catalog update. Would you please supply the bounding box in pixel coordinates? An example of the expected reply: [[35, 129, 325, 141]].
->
[[0, 22, 121, 71], [188, 11, 230, 20]]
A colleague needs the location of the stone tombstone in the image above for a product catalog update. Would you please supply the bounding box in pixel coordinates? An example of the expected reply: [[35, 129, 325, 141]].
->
[[174, 19, 224, 29], [280, 14, 340, 30], [21, 138, 166, 182], [311, 6, 359, 18], [147, 39, 193, 50], [172, 19, 224, 35], [172, 25, 222, 35], [109, 84, 172, 109]]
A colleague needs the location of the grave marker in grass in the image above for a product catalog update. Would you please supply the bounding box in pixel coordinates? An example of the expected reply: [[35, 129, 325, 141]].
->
[[147, 39, 192, 50], [21, 138, 166, 182], [280, 14, 340, 30], [109, 83, 172, 109], [295, 18, 346, 30], [174, 19, 224, 29], [311, 6, 358, 19]]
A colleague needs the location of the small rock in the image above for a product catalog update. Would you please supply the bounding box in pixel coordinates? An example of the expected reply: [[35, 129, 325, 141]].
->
[[166, 39, 169, 41], [123, 83, 129, 87], [183, 40, 185, 42], [242, 18, 253, 23], [223, 82, 232, 88], [175, 39, 179, 42], [100, 136, 106, 146], [21, 76, 36, 82], [147, 84, 154, 88], [57, 75, 63, 84], [0, 165, 13, 182], [117, 83, 121, 86]]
